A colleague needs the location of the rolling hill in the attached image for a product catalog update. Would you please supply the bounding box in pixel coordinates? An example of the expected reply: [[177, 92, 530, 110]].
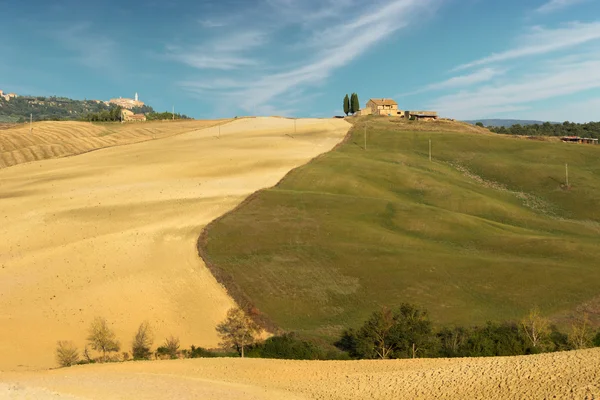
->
[[0, 119, 228, 169], [201, 116, 600, 339], [0, 117, 350, 370]]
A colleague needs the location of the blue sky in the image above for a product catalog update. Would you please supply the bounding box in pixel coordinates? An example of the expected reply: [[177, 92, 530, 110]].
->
[[1, 0, 600, 121]]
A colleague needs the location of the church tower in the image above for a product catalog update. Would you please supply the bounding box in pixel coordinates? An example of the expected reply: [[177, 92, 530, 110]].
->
[[135, 92, 139, 102]]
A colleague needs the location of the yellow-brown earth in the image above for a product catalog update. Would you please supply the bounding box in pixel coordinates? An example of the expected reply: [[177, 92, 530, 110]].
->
[[1, 348, 599, 399], [0, 117, 349, 371]]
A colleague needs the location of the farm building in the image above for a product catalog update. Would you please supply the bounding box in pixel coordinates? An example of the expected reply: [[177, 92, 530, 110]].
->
[[366, 99, 404, 116], [362, 99, 440, 120], [121, 109, 147, 122], [561, 136, 598, 145], [405, 111, 439, 121]]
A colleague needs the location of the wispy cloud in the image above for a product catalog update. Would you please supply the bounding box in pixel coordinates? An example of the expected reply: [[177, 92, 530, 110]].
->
[[401, 68, 505, 96], [199, 19, 227, 28], [433, 56, 600, 120], [455, 21, 600, 70], [536, 0, 588, 13], [166, 31, 267, 71], [175, 0, 441, 115]]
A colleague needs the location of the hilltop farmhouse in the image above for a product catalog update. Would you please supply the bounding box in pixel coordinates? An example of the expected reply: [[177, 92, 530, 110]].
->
[[109, 92, 144, 109], [360, 98, 439, 121]]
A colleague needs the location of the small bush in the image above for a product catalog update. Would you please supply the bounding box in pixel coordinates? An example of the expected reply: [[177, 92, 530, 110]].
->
[[56, 341, 79, 367], [249, 333, 328, 360], [184, 345, 218, 358], [156, 336, 180, 359]]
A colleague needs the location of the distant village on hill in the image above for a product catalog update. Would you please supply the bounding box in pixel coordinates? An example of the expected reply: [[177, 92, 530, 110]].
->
[[0, 90, 189, 123]]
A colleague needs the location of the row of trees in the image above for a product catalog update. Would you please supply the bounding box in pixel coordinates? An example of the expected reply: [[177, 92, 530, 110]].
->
[[336, 304, 600, 359], [81, 106, 124, 122], [56, 308, 261, 367], [80, 109, 192, 123], [57, 304, 600, 367], [488, 121, 600, 139], [343, 93, 360, 116], [146, 111, 191, 121]]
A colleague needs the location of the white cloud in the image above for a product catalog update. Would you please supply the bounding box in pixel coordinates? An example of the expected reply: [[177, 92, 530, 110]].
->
[[536, 0, 588, 13], [455, 21, 600, 70], [176, 0, 441, 115], [432, 58, 600, 120], [402, 68, 505, 96], [199, 19, 227, 28], [166, 31, 267, 70]]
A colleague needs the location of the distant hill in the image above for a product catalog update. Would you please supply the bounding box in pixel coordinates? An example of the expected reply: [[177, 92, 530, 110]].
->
[[464, 119, 556, 127], [0, 95, 154, 123]]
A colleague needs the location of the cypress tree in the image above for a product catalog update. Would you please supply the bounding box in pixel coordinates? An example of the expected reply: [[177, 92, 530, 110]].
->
[[343, 94, 350, 116], [349, 93, 356, 114], [352, 93, 360, 115]]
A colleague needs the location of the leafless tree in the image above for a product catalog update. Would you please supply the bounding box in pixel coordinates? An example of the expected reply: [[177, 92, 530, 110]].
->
[[87, 317, 120, 362], [56, 341, 79, 367], [372, 307, 395, 359], [521, 307, 550, 349], [132, 321, 154, 360], [216, 307, 261, 358], [569, 313, 593, 350]]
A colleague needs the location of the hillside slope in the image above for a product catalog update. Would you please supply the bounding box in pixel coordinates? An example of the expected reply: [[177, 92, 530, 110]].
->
[[0, 117, 350, 370], [202, 116, 600, 337], [0, 120, 228, 169], [2, 348, 599, 399]]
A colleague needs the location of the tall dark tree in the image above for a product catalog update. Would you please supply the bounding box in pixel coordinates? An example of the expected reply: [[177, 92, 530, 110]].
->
[[343, 94, 350, 116], [351, 93, 360, 115]]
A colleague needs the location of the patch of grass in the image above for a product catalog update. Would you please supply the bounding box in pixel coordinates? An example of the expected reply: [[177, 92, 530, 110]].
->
[[201, 117, 600, 338]]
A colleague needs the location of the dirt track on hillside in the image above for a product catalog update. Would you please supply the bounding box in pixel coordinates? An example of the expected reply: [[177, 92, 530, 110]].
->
[[1, 348, 599, 399], [0, 117, 349, 371]]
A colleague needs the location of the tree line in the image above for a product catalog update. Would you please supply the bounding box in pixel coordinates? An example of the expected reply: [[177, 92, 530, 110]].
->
[[336, 304, 600, 359], [488, 121, 600, 139], [81, 106, 124, 122], [146, 111, 191, 121], [343, 93, 360, 116], [56, 304, 600, 367], [80, 109, 192, 123]]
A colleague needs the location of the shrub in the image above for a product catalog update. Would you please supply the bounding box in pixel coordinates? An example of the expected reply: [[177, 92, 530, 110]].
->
[[184, 345, 218, 358], [250, 333, 327, 360], [56, 341, 79, 367], [156, 336, 180, 359]]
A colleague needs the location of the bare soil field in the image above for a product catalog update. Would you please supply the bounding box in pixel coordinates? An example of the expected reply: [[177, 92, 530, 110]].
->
[[0, 119, 229, 169], [1, 348, 599, 399], [0, 117, 350, 371]]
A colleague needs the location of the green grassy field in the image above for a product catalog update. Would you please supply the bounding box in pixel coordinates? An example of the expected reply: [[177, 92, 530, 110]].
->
[[201, 117, 600, 338]]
